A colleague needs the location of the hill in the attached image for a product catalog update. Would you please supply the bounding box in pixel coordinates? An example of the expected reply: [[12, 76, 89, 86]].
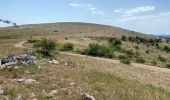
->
[[0, 22, 170, 99]]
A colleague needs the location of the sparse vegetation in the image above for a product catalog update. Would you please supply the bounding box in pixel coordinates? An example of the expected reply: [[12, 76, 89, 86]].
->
[[1, 22, 170, 99], [88, 70, 170, 100]]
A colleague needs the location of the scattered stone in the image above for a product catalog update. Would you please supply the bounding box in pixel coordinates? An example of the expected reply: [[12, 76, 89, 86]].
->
[[70, 82, 75, 86], [0, 95, 9, 100], [29, 92, 36, 98], [24, 71, 30, 74], [47, 59, 59, 64], [12, 79, 38, 85], [24, 79, 37, 85], [16, 94, 24, 100], [81, 93, 95, 100], [50, 90, 58, 95], [0, 86, 4, 95], [38, 66, 41, 69]]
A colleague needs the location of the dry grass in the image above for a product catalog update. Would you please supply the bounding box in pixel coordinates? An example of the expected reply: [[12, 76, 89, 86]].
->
[[1, 22, 170, 99]]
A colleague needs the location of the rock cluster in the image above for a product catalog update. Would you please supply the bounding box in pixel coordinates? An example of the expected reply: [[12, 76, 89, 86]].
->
[[0, 52, 36, 69]]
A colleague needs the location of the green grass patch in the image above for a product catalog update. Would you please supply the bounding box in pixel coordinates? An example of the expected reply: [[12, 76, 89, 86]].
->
[[87, 70, 170, 100]]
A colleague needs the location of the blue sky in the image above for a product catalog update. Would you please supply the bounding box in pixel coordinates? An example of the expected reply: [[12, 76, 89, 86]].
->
[[0, 0, 170, 35]]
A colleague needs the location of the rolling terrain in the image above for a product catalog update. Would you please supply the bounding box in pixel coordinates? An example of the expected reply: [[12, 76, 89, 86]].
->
[[0, 22, 170, 100]]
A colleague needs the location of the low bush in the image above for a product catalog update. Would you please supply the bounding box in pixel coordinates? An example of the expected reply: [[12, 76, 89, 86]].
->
[[158, 55, 166, 62], [121, 35, 127, 41], [27, 39, 40, 43], [120, 59, 131, 65], [85, 43, 114, 58], [136, 57, 145, 63], [118, 55, 131, 64], [166, 63, 170, 68], [163, 46, 170, 52], [125, 50, 135, 58], [151, 60, 157, 65], [61, 43, 74, 51]]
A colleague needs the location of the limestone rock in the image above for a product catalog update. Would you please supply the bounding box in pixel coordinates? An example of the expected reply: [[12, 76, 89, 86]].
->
[[82, 93, 95, 100]]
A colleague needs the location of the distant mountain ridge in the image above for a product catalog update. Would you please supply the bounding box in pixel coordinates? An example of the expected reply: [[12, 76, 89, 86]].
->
[[159, 34, 170, 38]]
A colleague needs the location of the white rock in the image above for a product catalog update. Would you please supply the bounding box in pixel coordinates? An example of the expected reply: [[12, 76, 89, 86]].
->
[[12, 79, 38, 85], [47, 59, 59, 64], [16, 94, 24, 100], [70, 82, 75, 86], [24, 79, 37, 85], [30, 92, 36, 98], [0, 86, 4, 95], [82, 93, 95, 100], [50, 90, 58, 95]]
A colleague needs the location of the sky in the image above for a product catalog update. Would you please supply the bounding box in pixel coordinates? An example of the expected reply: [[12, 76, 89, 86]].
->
[[0, 0, 170, 35]]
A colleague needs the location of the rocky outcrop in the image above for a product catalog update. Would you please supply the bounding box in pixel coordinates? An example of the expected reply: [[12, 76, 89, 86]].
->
[[0, 52, 37, 69]]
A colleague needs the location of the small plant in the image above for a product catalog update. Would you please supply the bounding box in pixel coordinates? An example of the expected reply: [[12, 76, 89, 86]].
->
[[164, 46, 170, 52], [27, 39, 40, 43], [118, 55, 131, 64], [61, 43, 74, 51], [125, 50, 135, 58], [151, 60, 157, 65], [158, 55, 166, 62], [136, 57, 145, 63], [121, 35, 127, 41], [3, 85, 16, 97], [146, 50, 149, 54], [120, 59, 131, 65], [166, 63, 170, 68], [109, 38, 122, 50]]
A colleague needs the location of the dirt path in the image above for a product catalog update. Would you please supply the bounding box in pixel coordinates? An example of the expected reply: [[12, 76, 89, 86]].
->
[[14, 41, 27, 48], [61, 52, 170, 90]]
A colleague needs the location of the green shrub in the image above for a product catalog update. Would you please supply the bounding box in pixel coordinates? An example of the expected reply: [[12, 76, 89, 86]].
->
[[27, 39, 40, 43], [158, 55, 166, 62], [109, 38, 122, 50], [4, 85, 16, 97], [120, 59, 131, 64], [136, 57, 145, 63], [151, 60, 157, 65], [118, 55, 131, 64], [61, 43, 74, 51], [121, 35, 127, 41], [164, 46, 170, 52], [85, 43, 114, 58], [126, 50, 135, 58], [166, 63, 170, 68], [33, 38, 56, 57], [146, 50, 149, 54]]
